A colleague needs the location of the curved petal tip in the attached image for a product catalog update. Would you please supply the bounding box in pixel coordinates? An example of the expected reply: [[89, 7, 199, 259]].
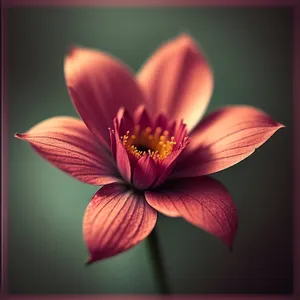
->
[[176, 32, 197, 47], [85, 256, 94, 266], [65, 45, 86, 60], [66, 45, 78, 57], [271, 122, 285, 135], [277, 122, 286, 129], [14, 133, 25, 140]]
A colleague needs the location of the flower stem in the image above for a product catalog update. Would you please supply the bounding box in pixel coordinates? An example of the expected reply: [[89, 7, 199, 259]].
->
[[147, 227, 170, 294]]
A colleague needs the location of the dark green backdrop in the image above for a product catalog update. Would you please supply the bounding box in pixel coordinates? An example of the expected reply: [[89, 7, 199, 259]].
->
[[8, 7, 293, 294]]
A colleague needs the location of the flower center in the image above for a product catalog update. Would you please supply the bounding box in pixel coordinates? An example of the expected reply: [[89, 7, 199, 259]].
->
[[121, 125, 176, 160]]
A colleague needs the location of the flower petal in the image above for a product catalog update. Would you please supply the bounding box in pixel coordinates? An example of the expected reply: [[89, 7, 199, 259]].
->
[[145, 176, 238, 248], [15, 117, 121, 185], [113, 117, 132, 183], [153, 150, 182, 188], [116, 140, 131, 183], [133, 106, 153, 132], [83, 183, 157, 263], [64, 47, 145, 148], [132, 155, 157, 190], [137, 33, 213, 131], [171, 106, 284, 179]]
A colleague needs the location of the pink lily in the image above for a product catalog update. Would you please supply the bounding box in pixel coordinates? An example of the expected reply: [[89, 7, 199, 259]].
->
[[15, 34, 284, 264]]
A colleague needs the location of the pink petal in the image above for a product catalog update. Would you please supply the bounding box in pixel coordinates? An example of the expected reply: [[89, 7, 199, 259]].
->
[[134, 107, 153, 132], [15, 117, 121, 185], [113, 117, 132, 183], [109, 107, 130, 160], [83, 183, 157, 263], [145, 176, 238, 248], [64, 47, 145, 148], [132, 155, 157, 190], [137, 33, 213, 131], [152, 122, 190, 187], [153, 149, 184, 188], [108, 127, 116, 159], [118, 107, 136, 138], [171, 106, 284, 179], [133, 105, 153, 130], [154, 113, 169, 130], [116, 140, 131, 183]]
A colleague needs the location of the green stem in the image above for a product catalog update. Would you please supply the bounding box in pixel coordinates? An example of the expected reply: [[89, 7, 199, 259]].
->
[[147, 227, 170, 294]]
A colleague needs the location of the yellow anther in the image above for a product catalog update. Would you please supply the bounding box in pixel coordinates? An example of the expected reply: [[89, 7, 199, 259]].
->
[[120, 125, 177, 161]]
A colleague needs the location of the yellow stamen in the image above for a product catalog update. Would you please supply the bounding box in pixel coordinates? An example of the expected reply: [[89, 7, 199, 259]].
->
[[120, 125, 176, 161]]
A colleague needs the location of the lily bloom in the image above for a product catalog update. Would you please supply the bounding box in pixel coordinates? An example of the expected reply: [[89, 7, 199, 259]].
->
[[15, 34, 283, 264]]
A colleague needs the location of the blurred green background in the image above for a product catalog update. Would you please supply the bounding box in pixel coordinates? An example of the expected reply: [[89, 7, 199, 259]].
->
[[7, 7, 293, 294]]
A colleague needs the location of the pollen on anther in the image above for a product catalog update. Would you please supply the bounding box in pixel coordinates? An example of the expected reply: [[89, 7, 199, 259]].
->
[[119, 125, 178, 161]]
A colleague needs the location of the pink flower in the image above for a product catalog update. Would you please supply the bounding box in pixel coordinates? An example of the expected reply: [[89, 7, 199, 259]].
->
[[15, 34, 284, 264]]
